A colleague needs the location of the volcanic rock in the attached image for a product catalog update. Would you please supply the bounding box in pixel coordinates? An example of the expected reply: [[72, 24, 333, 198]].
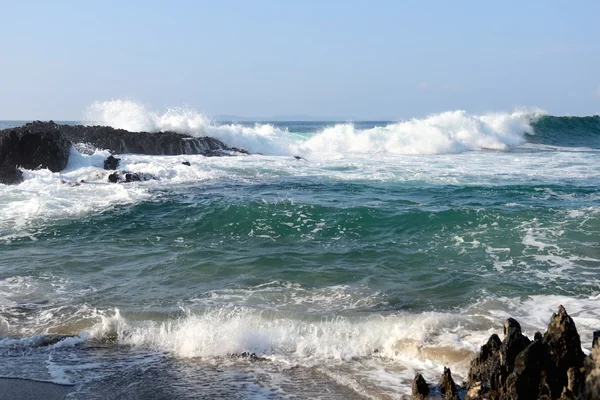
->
[[542, 305, 585, 397], [584, 331, 600, 400], [104, 155, 120, 170], [107, 171, 156, 183], [412, 373, 430, 399], [465, 305, 590, 399], [57, 123, 237, 155], [468, 333, 501, 389], [439, 367, 459, 400], [0, 121, 71, 184], [0, 121, 250, 185]]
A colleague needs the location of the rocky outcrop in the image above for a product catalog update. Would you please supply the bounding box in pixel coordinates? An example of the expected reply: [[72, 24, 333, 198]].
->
[[0, 121, 249, 185], [412, 374, 430, 399], [466, 305, 588, 399], [104, 155, 120, 170], [468, 333, 501, 391], [0, 121, 71, 184], [57, 122, 247, 156], [439, 367, 460, 400], [584, 331, 600, 400], [107, 171, 156, 183], [415, 306, 597, 399]]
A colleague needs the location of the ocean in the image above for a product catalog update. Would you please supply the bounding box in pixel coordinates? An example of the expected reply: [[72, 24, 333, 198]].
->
[[1, 104, 599, 398]]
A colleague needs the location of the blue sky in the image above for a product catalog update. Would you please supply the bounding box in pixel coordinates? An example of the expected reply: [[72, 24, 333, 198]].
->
[[1, 0, 599, 120]]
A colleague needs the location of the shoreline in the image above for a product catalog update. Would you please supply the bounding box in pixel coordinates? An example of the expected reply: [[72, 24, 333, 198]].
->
[[0, 378, 73, 400]]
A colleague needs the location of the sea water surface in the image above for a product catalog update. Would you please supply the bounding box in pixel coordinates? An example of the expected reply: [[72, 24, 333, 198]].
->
[[1, 102, 599, 398]]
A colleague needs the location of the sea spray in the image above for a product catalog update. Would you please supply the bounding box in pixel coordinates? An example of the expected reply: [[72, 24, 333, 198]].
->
[[84, 100, 544, 155]]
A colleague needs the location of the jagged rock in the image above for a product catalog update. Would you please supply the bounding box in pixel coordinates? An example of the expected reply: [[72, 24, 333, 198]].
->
[[468, 333, 501, 389], [108, 172, 119, 183], [500, 318, 531, 371], [412, 373, 429, 399], [104, 155, 120, 170], [107, 171, 156, 183], [0, 121, 71, 184], [505, 338, 547, 399], [542, 305, 585, 397], [584, 331, 600, 400], [466, 306, 590, 400], [0, 121, 250, 184], [57, 123, 238, 155], [233, 351, 267, 362], [439, 367, 459, 400]]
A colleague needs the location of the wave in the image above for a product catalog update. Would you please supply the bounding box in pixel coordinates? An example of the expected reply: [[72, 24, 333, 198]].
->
[[84, 99, 549, 155], [89, 294, 600, 361], [84, 99, 600, 155], [529, 115, 600, 148], [3, 292, 599, 391]]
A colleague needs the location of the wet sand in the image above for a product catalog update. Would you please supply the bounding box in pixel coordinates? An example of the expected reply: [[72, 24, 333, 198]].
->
[[0, 378, 73, 400]]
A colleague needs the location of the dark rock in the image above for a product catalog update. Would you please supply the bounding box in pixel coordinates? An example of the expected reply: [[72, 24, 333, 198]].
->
[[0, 165, 23, 184], [505, 337, 548, 399], [500, 317, 531, 372], [542, 305, 585, 397], [181, 161, 191, 166], [56, 123, 241, 155], [294, 155, 306, 160], [103, 155, 120, 170], [108, 171, 156, 183], [108, 172, 119, 183], [233, 147, 249, 154], [0, 121, 249, 185], [584, 331, 600, 400], [411, 373, 429, 399], [439, 367, 459, 400], [466, 306, 589, 400], [0, 121, 71, 185], [124, 172, 149, 182], [468, 333, 501, 388], [234, 351, 267, 362]]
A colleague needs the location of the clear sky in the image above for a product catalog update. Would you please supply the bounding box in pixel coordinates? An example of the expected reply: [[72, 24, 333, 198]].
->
[[1, 0, 599, 120]]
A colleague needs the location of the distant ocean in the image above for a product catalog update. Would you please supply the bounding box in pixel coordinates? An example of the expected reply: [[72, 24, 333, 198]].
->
[[1, 101, 599, 398]]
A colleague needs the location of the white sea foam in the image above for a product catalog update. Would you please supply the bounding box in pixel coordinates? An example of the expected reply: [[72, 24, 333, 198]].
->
[[79, 293, 600, 379], [84, 99, 543, 156], [0, 151, 152, 241], [2, 275, 599, 395]]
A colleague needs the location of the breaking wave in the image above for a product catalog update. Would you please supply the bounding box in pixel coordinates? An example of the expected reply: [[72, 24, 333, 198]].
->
[[84, 99, 550, 156]]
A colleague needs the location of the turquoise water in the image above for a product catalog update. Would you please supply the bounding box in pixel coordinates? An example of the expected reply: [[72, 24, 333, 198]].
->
[[0, 113, 599, 398]]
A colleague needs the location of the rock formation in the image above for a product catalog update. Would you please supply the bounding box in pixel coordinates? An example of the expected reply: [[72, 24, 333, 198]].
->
[[414, 306, 599, 400], [439, 367, 460, 400], [466, 305, 587, 399], [0, 121, 71, 184], [103, 155, 120, 170], [107, 171, 156, 183], [412, 373, 430, 399], [584, 331, 600, 400], [58, 122, 247, 156], [0, 121, 249, 185]]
